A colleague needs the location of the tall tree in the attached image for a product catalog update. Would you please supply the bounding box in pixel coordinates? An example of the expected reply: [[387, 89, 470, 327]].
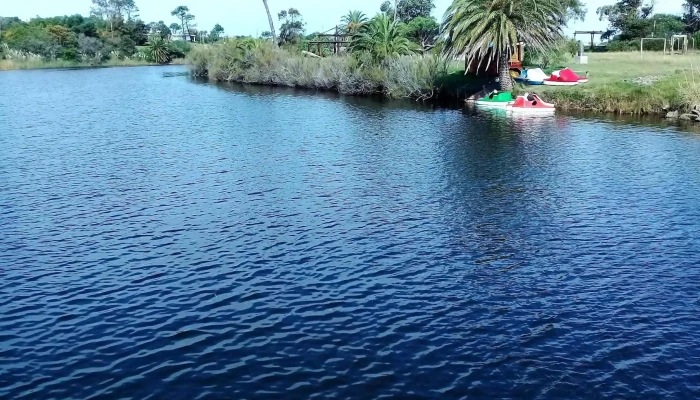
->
[[171, 6, 189, 40], [564, 0, 587, 21], [151, 21, 170, 39], [169, 22, 181, 37], [277, 8, 305, 44], [261, 0, 277, 44], [684, 0, 700, 32], [405, 16, 439, 52], [91, 0, 121, 37], [91, 0, 138, 21], [122, 0, 139, 21], [597, 0, 654, 39], [211, 23, 225, 40], [442, 0, 566, 91], [91, 0, 112, 20], [381, 0, 435, 22], [341, 10, 369, 33], [184, 13, 195, 39]]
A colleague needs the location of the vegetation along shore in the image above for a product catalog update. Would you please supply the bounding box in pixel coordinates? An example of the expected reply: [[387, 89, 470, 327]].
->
[[0, 1, 227, 70], [189, 0, 700, 117]]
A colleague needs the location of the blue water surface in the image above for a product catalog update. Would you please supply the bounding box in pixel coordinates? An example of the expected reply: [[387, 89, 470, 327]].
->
[[1, 66, 699, 399]]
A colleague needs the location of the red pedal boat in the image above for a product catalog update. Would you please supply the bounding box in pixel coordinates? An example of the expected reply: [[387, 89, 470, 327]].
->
[[543, 69, 580, 86], [506, 93, 556, 114], [560, 67, 589, 83]]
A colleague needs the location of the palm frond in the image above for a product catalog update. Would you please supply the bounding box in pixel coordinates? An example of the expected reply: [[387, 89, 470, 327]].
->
[[350, 14, 417, 61], [442, 0, 565, 65]]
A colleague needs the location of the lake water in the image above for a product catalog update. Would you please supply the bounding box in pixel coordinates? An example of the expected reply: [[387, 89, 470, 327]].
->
[[1, 66, 700, 399]]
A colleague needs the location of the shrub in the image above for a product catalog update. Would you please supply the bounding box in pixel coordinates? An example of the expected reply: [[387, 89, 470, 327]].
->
[[349, 14, 416, 62], [607, 40, 639, 52], [168, 40, 192, 58], [187, 40, 449, 100], [78, 34, 105, 64], [607, 39, 666, 52], [2, 24, 60, 59], [147, 37, 171, 64], [679, 68, 700, 110], [188, 45, 214, 76], [384, 55, 448, 99]]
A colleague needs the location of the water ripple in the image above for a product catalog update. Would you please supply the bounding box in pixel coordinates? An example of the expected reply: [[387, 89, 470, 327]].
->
[[1, 67, 700, 399]]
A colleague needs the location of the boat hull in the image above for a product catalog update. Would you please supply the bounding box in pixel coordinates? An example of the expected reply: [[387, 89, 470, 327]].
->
[[543, 80, 579, 86], [475, 101, 511, 108], [506, 106, 555, 114]]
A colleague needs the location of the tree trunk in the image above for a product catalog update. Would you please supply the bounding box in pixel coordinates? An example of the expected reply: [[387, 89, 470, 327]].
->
[[498, 51, 513, 92], [262, 0, 277, 45]]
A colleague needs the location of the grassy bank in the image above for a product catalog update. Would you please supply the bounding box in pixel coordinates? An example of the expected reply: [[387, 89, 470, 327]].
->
[[526, 52, 700, 115], [188, 41, 483, 100], [188, 42, 699, 115], [0, 57, 186, 71]]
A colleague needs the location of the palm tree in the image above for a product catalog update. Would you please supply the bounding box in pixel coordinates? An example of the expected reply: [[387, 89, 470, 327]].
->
[[147, 36, 171, 64], [350, 14, 416, 61], [442, 0, 566, 91], [341, 10, 369, 34], [261, 0, 277, 45]]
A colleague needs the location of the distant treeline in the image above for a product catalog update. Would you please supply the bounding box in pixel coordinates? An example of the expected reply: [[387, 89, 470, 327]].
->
[[0, 1, 226, 66]]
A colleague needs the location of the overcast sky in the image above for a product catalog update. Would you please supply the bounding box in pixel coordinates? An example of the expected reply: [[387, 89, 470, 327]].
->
[[2, 0, 686, 39]]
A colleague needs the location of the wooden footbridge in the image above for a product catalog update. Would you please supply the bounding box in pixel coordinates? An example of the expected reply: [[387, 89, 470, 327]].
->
[[306, 26, 353, 56]]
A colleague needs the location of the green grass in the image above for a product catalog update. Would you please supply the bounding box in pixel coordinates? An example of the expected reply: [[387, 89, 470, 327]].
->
[[519, 52, 700, 114]]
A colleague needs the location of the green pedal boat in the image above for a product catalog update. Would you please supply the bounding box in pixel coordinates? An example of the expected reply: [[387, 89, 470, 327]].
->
[[475, 91, 514, 108]]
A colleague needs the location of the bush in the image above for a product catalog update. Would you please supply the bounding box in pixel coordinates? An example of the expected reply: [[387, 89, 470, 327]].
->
[[146, 37, 171, 64], [187, 40, 448, 99], [678, 68, 700, 109], [78, 34, 105, 64], [2, 24, 61, 59], [168, 40, 192, 58], [607, 40, 638, 52], [608, 39, 665, 52], [384, 55, 448, 99]]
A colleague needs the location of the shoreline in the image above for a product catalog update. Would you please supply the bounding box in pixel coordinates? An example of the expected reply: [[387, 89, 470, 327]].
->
[[3, 52, 693, 122], [187, 46, 698, 120], [195, 73, 689, 120], [211, 79, 700, 127], [0, 58, 187, 72]]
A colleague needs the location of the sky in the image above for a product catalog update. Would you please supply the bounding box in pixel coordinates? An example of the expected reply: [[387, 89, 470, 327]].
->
[[1, 0, 687, 41]]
